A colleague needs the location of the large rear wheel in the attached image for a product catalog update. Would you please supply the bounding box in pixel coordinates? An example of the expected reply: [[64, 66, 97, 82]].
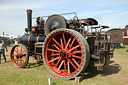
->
[[43, 28, 90, 79]]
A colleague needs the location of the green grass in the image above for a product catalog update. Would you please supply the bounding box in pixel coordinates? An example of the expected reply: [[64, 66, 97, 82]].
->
[[114, 46, 128, 57], [0, 45, 128, 85]]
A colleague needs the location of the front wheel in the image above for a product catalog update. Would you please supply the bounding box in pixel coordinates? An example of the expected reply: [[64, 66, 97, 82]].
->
[[10, 44, 29, 68]]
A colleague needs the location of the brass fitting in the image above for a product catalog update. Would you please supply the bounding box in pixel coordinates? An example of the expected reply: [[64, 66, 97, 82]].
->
[[26, 10, 32, 13]]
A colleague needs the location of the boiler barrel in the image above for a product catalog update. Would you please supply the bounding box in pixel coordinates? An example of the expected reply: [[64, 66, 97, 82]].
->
[[20, 34, 46, 46]]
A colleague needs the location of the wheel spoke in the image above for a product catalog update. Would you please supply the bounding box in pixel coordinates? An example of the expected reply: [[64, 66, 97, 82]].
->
[[47, 48, 59, 52], [67, 61, 70, 74], [65, 37, 71, 49], [52, 38, 62, 48], [60, 37, 64, 48], [70, 38, 75, 48], [53, 44, 60, 51], [20, 47, 22, 54], [14, 58, 18, 61], [73, 51, 82, 54], [21, 50, 25, 54], [69, 45, 80, 52], [55, 58, 62, 67], [72, 58, 80, 67], [49, 56, 60, 63], [68, 59, 77, 70], [12, 54, 16, 56], [57, 60, 64, 71], [14, 58, 18, 64], [62, 33, 66, 46], [20, 58, 25, 64], [20, 59, 22, 65], [72, 55, 82, 59], [14, 50, 19, 54], [17, 59, 18, 64], [51, 53, 59, 56], [64, 60, 67, 72]]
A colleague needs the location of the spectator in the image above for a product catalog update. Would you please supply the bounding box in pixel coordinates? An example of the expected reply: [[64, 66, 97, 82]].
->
[[15, 39, 18, 45], [0, 40, 8, 64]]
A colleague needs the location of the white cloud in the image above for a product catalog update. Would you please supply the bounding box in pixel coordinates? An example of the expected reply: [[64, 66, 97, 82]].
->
[[0, 0, 69, 15], [0, 0, 128, 35]]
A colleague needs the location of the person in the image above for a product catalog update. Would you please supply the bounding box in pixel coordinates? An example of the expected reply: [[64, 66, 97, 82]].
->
[[0, 40, 8, 64], [14, 39, 18, 45]]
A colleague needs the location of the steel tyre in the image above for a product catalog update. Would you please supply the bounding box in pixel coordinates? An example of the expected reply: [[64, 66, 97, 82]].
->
[[10, 44, 29, 68], [43, 28, 89, 79]]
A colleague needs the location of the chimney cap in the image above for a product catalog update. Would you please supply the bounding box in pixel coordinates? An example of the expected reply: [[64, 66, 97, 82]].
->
[[26, 9, 32, 13]]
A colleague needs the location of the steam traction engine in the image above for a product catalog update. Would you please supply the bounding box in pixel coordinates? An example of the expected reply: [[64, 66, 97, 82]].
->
[[10, 10, 113, 79]]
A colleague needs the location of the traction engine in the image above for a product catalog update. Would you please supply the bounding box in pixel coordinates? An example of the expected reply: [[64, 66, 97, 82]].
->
[[10, 10, 113, 79]]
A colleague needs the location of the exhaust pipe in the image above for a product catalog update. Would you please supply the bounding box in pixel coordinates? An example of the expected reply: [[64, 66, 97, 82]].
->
[[26, 10, 32, 33]]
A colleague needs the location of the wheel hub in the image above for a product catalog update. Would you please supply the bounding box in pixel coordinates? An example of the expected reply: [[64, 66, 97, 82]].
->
[[60, 50, 66, 57], [20, 55, 23, 58], [16, 55, 19, 58], [16, 54, 23, 59]]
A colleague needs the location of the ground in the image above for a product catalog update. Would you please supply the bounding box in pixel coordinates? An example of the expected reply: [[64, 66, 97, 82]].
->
[[0, 45, 128, 85]]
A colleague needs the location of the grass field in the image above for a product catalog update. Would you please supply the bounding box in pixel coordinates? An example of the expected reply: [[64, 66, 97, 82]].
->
[[0, 45, 128, 85]]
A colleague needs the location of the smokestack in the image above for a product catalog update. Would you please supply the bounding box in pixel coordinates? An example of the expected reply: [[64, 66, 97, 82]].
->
[[26, 10, 32, 33]]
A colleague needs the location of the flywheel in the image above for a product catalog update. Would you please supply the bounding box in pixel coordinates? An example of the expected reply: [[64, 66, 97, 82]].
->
[[44, 15, 67, 35]]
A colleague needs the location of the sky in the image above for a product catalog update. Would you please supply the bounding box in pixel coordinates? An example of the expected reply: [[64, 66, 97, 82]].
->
[[0, 0, 128, 36]]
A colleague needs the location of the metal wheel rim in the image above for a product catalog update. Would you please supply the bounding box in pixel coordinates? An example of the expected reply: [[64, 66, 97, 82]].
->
[[44, 31, 84, 77], [11, 44, 28, 68]]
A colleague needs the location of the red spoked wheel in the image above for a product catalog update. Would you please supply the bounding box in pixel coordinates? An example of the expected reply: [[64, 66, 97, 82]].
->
[[11, 44, 29, 68], [32, 54, 43, 63], [43, 28, 89, 79]]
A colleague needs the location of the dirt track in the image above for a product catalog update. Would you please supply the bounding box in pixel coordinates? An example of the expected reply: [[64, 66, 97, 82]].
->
[[108, 54, 128, 84], [82, 53, 128, 85]]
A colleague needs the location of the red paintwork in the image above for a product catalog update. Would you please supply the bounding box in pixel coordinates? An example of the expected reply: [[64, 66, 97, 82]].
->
[[124, 38, 128, 45], [91, 26, 100, 29], [11, 45, 26, 68], [44, 31, 83, 77], [80, 20, 89, 25], [122, 28, 128, 45], [123, 29, 127, 36], [32, 28, 35, 32]]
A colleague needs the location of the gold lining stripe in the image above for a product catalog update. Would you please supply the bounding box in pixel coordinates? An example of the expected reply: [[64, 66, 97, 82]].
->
[[36, 34, 41, 43], [28, 34, 33, 46]]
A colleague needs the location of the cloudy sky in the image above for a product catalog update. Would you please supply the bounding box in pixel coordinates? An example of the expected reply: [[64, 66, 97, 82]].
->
[[0, 0, 128, 36]]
